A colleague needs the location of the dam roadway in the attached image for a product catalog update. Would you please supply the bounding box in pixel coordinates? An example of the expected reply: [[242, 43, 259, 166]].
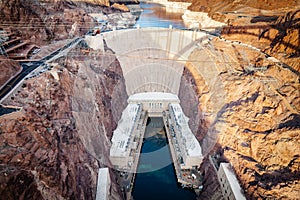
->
[[0, 37, 82, 105]]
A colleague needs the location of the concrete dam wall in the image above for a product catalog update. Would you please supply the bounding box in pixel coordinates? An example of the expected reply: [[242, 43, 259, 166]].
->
[[87, 28, 209, 96], [85, 28, 225, 157]]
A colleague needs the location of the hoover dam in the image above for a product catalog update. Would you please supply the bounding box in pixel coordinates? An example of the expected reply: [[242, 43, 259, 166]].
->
[[0, 1, 299, 200], [87, 28, 217, 95], [86, 28, 220, 199]]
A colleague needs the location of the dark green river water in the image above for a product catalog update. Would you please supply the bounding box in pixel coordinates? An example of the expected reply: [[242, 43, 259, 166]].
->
[[132, 117, 195, 200]]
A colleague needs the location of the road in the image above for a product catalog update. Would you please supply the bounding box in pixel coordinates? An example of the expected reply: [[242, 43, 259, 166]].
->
[[0, 61, 42, 100], [0, 37, 82, 104]]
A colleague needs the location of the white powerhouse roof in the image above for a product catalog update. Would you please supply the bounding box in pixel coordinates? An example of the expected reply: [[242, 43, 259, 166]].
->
[[128, 92, 180, 102], [96, 168, 109, 200], [110, 104, 140, 157], [170, 103, 202, 157]]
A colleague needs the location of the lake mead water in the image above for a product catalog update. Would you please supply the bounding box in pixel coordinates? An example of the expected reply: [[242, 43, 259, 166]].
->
[[134, 3, 186, 29]]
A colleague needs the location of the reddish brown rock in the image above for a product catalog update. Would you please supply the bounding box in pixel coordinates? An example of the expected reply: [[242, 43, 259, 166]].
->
[[179, 32, 300, 199], [0, 57, 22, 89], [0, 39, 127, 199], [111, 3, 130, 12], [0, 0, 110, 45]]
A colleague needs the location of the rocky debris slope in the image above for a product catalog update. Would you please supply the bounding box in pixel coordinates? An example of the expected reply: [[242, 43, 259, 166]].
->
[[0, 39, 127, 199], [180, 35, 300, 199], [0, 57, 22, 89]]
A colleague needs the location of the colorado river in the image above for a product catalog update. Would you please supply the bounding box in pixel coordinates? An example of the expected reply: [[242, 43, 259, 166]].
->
[[132, 118, 195, 200], [134, 2, 186, 29]]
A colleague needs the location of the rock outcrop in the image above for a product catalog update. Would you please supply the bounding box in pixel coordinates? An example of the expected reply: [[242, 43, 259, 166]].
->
[[111, 3, 130, 12], [185, 0, 300, 12], [222, 9, 300, 73], [0, 0, 111, 45], [179, 34, 300, 199], [0, 39, 127, 199], [173, 0, 300, 73], [0, 57, 22, 89]]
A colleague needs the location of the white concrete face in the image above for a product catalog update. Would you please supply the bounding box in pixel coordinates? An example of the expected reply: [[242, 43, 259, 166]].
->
[[128, 92, 180, 116], [85, 34, 104, 52], [218, 163, 246, 200], [121, 56, 183, 95], [96, 168, 110, 200], [102, 28, 207, 96]]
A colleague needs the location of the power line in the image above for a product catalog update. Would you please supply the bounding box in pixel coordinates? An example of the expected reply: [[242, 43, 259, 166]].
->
[[0, 49, 253, 64]]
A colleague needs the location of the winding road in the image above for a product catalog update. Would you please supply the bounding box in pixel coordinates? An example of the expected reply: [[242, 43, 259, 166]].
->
[[0, 37, 82, 104]]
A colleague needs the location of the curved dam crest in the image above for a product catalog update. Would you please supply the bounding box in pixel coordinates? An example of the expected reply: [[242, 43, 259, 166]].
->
[[86, 28, 214, 95]]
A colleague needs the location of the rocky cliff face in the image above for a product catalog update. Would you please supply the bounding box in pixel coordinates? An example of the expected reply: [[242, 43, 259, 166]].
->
[[216, 65, 300, 199], [67, 39, 128, 164], [184, 0, 299, 12], [0, 0, 110, 45], [176, 0, 300, 73], [179, 35, 300, 199], [222, 9, 300, 73], [0, 39, 127, 199], [0, 57, 21, 89]]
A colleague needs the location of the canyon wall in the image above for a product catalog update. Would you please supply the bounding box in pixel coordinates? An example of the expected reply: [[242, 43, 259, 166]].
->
[[0, 39, 127, 199], [179, 34, 300, 199], [169, 0, 300, 73], [0, 57, 22, 89], [222, 9, 300, 73], [0, 0, 124, 45], [69, 39, 128, 164], [179, 67, 225, 200]]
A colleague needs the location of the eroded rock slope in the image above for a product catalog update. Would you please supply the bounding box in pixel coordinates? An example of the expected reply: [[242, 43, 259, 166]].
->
[[179, 35, 300, 199], [0, 39, 127, 199]]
